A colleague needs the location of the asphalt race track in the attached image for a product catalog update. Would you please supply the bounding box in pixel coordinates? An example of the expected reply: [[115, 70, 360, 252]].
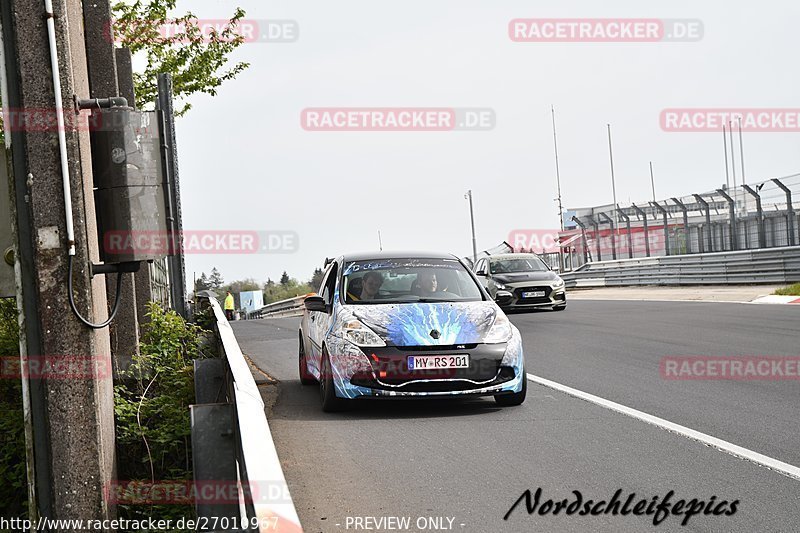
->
[[231, 300, 800, 533]]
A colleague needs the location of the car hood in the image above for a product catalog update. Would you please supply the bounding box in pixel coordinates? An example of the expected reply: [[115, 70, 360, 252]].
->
[[343, 301, 498, 346], [493, 271, 557, 284]]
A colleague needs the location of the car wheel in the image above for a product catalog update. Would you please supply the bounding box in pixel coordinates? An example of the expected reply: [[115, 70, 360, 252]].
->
[[299, 332, 316, 385], [552, 304, 567, 311], [320, 348, 347, 412], [495, 374, 527, 406]]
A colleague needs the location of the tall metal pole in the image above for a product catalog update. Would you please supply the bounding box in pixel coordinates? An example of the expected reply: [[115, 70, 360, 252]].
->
[[607, 124, 618, 260], [728, 120, 737, 190], [157, 73, 187, 317], [607, 124, 618, 214], [649, 161, 656, 202], [552, 105, 565, 271], [737, 116, 746, 186], [722, 124, 730, 190], [377, 230, 383, 251], [552, 106, 564, 230], [466, 190, 478, 264]]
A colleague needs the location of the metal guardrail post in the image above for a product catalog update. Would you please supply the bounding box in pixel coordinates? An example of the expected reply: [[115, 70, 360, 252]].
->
[[693, 194, 713, 252], [585, 214, 601, 262], [717, 189, 737, 251], [650, 201, 670, 256], [671, 198, 690, 253], [598, 212, 617, 260], [571, 216, 590, 264], [190, 403, 239, 529], [742, 184, 766, 248], [617, 208, 633, 258], [631, 204, 650, 257], [194, 359, 227, 404], [772, 178, 796, 246]]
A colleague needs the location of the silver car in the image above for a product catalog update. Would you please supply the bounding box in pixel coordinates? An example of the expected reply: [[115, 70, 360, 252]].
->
[[474, 253, 566, 311]]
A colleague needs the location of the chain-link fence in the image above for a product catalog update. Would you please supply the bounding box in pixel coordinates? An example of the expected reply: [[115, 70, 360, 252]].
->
[[560, 173, 800, 271]]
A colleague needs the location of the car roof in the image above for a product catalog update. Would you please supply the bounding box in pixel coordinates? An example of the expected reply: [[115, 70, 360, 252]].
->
[[487, 253, 543, 261], [341, 250, 460, 262]]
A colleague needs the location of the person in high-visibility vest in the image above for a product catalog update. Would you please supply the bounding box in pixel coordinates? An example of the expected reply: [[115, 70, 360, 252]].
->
[[224, 291, 235, 321]]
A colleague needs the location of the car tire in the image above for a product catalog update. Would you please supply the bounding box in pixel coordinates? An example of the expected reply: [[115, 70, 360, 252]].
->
[[299, 332, 316, 385], [320, 348, 347, 412], [495, 374, 527, 406], [552, 304, 567, 311]]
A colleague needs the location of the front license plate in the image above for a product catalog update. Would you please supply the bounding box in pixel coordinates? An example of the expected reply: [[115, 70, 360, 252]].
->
[[407, 354, 469, 370], [523, 291, 546, 298]]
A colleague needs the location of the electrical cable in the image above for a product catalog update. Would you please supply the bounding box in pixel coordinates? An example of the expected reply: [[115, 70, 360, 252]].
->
[[67, 255, 123, 329]]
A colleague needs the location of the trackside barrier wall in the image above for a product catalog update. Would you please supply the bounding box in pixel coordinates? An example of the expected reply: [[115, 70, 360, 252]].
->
[[248, 294, 310, 319], [194, 296, 303, 532], [560, 246, 800, 287]]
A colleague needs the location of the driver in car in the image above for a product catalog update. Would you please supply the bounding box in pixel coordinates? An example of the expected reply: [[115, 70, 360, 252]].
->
[[414, 271, 447, 297], [359, 271, 384, 301]]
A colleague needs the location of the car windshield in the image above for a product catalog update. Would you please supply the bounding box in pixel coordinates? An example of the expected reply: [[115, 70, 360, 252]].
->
[[490, 257, 548, 274], [342, 258, 484, 304]]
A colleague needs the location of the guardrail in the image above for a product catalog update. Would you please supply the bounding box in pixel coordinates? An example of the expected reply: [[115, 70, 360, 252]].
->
[[247, 294, 310, 319], [193, 295, 303, 532], [561, 246, 800, 287]]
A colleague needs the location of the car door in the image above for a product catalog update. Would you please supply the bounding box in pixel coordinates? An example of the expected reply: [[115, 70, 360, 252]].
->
[[306, 262, 333, 376], [308, 260, 339, 374]]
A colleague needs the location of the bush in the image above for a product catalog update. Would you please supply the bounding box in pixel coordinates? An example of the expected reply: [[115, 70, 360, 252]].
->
[[114, 303, 210, 529], [0, 297, 26, 519]]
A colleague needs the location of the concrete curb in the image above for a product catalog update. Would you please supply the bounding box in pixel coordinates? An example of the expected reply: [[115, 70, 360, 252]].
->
[[750, 295, 800, 305]]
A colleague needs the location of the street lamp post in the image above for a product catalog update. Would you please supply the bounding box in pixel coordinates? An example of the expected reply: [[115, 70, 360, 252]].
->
[[552, 105, 565, 272], [465, 190, 478, 265]]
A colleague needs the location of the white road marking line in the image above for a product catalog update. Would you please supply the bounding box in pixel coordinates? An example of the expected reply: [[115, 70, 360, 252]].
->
[[567, 297, 751, 304], [526, 373, 800, 481]]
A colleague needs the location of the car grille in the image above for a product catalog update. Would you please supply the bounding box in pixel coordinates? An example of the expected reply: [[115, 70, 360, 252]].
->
[[398, 344, 479, 352], [514, 285, 552, 304]]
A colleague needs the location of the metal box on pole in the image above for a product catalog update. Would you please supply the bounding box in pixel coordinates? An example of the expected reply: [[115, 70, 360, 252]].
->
[[89, 107, 169, 264]]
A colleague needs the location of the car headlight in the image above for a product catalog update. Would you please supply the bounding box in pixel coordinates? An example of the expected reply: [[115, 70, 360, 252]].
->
[[494, 280, 508, 290], [343, 320, 386, 347], [552, 278, 565, 289], [500, 331, 523, 368], [484, 313, 513, 344]]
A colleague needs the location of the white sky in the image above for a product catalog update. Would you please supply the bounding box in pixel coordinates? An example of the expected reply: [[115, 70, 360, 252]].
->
[[170, 0, 800, 284]]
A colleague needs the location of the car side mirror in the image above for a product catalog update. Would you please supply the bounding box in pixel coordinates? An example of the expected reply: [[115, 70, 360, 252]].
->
[[304, 295, 327, 312], [494, 290, 513, 306], [476, 269, 487, 277]]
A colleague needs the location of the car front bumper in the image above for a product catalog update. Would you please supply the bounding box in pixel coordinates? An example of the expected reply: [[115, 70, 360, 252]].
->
[[326, 330, 526, 399], [499, 284, 566, 308]]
